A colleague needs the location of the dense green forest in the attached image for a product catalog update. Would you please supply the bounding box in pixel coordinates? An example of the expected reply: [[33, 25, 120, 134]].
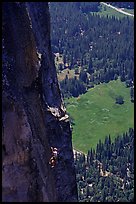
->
[[50, 3, 134, 202], [49, 2, 134, 98], [75, 128, 134, 202]]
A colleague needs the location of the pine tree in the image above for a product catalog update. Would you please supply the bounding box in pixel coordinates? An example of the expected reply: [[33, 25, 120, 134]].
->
[[87, 58, 93, 74]]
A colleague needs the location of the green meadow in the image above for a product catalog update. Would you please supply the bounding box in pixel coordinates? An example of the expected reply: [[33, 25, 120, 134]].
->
[[123, 8, 134, 15], [92, 3, 134, 19], [65, 79, 134, 153]]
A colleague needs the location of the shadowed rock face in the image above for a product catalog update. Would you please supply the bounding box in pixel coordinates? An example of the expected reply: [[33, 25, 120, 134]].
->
[[2, 2, 78, 202]]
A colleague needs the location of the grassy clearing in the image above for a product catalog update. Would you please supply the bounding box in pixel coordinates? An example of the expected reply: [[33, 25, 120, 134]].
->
[[92, 3, 133, 19], [57, 68, 79, 81], [65, 79, 134, 153], [122, 8, 134, 15]]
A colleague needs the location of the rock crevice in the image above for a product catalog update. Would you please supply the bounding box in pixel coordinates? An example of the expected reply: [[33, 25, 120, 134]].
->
[[2, 2, 77, 202]]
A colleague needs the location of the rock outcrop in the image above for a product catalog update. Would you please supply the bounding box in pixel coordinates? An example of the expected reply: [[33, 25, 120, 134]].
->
[[2, 2, 78, 202]]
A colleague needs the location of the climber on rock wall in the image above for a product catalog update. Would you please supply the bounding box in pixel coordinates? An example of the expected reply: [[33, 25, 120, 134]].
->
[[49, 147, 58, 168]]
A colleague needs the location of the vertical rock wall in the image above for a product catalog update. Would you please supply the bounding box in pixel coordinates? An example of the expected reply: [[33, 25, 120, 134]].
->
[[2, 2, 77, 202]]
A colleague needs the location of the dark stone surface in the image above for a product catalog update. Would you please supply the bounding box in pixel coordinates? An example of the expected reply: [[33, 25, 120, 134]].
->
[[2, 2, 78, 202]]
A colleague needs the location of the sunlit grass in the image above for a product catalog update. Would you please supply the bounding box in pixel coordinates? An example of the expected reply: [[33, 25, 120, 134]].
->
[[65, 79, 134, 153], [91, 3, 134, 19]]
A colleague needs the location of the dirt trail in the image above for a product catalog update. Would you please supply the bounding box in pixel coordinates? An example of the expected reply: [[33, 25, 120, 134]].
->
[[101, 2, 134, 17]]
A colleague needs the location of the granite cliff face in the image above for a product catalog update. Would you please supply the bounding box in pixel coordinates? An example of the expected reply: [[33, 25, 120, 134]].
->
[[2, 2, 78, 202]]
